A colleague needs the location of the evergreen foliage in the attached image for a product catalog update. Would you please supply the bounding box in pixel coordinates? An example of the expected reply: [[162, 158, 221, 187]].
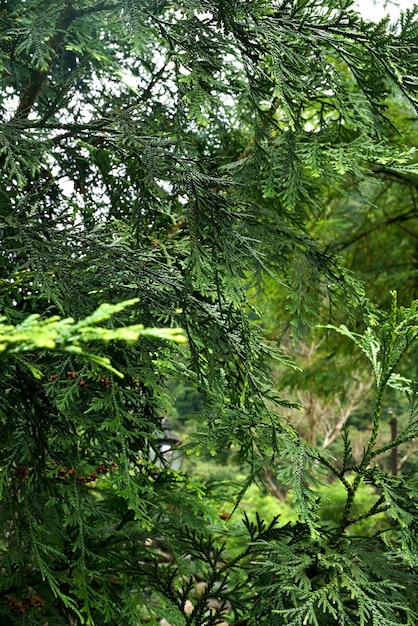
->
[[1, 0, 418, 624]]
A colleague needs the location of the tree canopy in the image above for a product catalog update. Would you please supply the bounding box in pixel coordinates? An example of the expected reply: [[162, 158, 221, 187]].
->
[[2, 1, 418, 625]]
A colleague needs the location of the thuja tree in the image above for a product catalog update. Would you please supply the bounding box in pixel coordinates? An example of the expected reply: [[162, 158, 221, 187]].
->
[[2, 1, 418, 624]]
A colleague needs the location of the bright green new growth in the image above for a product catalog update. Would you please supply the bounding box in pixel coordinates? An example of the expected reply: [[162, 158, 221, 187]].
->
[[0, 298, 185, 375]]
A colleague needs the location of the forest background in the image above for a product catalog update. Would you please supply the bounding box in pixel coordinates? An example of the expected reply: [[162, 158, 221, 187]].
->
[[2, 0, 418, 625]]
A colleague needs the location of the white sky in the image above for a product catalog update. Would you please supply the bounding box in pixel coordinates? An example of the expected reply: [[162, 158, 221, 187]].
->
[[356, 0, 416, 20]]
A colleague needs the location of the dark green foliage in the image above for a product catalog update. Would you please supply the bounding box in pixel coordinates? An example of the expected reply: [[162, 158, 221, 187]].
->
[[2, 1, 418, 624]]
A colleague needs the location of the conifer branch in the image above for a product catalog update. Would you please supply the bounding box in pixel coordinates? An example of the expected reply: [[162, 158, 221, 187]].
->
[[14, 1, 79, 119]]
